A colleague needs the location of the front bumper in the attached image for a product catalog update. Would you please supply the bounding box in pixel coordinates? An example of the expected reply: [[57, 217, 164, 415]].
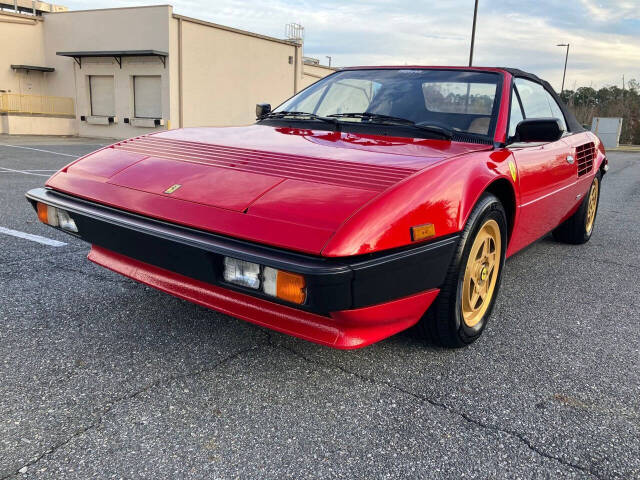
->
[[26, 187, 458, 348]]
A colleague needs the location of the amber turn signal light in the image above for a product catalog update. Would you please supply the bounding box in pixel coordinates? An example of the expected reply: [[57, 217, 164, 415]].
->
[[262, 267, 306, 304], [276, 270, 306, 304], [37, 202, 50, 224], [411, 223, 435, 242]]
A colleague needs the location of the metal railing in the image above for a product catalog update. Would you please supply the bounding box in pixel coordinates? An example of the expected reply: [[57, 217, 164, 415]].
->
[[0, 93, 75, 116]]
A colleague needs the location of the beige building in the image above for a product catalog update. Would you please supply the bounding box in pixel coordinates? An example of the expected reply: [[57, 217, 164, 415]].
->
[[0, 3, 335, 137]]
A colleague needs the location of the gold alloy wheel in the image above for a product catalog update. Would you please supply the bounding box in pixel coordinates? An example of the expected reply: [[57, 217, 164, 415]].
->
[[585, 177, 599, 234], [461, 219, 502, 328]]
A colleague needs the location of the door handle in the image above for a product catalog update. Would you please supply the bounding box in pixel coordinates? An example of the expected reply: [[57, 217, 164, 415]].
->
[[566, 155, 575, 164]]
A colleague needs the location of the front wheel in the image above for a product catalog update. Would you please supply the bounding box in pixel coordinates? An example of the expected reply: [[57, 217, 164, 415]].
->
[[416, 193, 507, 347]]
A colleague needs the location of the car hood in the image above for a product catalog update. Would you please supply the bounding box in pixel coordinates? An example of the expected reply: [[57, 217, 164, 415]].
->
[[47, 125, 490, 254]]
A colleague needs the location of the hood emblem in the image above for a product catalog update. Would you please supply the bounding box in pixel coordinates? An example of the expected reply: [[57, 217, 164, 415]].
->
[[164, 184, 182, 194]]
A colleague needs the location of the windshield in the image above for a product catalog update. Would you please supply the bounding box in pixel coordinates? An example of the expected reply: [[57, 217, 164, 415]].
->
[[273, 69, 501, 138]]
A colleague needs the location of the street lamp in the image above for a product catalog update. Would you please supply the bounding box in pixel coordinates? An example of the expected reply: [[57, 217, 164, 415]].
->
[[469, 0, 479, 66], [557, 43, 570, 94], [326, 56, 332, 68]]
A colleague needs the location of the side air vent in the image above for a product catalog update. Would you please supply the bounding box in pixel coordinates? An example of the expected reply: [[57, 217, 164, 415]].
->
[[575, 142, 595, 177]]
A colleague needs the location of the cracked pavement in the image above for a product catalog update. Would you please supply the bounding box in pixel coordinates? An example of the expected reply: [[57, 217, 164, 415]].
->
[[1, 136, 639, 479]]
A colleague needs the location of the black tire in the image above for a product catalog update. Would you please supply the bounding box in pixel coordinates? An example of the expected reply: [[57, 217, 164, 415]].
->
[[552, 171, 602, 245], [416, 193, 508, 348]]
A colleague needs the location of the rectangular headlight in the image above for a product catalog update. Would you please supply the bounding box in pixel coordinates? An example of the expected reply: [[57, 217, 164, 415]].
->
[[56, 209, 78, 232], [223, 257, 261, 289]]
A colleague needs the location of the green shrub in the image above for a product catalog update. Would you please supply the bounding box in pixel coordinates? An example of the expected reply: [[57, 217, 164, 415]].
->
[[560, 80, 640, 145]]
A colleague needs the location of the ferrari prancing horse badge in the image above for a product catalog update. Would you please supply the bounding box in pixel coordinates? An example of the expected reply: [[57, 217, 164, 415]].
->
[[508, 161, 517, 182], [164, 184, 182, 194]]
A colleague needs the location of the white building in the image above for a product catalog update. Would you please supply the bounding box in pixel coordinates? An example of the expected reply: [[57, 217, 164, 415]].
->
[[0, 3, 335, 137]]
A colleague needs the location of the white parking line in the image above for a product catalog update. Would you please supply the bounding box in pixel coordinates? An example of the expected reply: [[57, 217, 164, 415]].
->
[[0, 144, 78, 157], [0, 167, 51, 177], [0, 226, 67, 247], [0, 168, 57, 173]]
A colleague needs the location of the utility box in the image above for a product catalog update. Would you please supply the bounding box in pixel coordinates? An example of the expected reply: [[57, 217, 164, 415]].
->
[[591, 117, 623, 149]]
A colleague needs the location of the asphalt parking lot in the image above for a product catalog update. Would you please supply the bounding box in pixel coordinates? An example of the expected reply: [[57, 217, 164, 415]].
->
[[1, 134, 639, 479]]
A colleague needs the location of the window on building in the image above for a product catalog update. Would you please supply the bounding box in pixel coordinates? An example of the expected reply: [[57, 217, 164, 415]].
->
[[89, 75, 115, 117], [134, 75, 162, 118]]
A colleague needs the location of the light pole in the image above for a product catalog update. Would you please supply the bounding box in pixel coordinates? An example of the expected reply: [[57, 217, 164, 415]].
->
[[326, 56, 332, 68], [469, 0, 479, 66], [557, 43, 570, 93]]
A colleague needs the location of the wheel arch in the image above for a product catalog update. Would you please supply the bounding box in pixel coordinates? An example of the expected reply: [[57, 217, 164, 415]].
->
[[460, 176, 517, 246], [323, 152, 518, 257], [484, 178, 516, 242]]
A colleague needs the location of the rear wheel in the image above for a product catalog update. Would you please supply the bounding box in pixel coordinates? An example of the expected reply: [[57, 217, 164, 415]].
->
[[552, 172, 601, 244], [416, 193, 507, 347]]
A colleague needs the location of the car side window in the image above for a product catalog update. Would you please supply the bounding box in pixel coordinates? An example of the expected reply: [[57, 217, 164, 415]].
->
[[508, 87, 524, 138], [514, 78, 552, 118], [544, 90, 567, 132], [514, 78, 566, 132]]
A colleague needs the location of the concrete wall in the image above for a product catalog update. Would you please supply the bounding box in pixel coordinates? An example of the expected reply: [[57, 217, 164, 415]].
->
[[0, 114, 75, 134], [168, 13, 181, 130], [591, 117, 623, 149], [0, 12, 47, 95], [42, 5, 172, 138], [175, 15, 300, 127]]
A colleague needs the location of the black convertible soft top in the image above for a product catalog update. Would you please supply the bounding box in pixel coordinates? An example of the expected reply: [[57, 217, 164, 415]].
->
[[501, 67, 584, 133]]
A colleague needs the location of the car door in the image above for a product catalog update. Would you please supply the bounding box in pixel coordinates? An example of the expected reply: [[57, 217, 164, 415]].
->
[[508, 78, 577, 250]]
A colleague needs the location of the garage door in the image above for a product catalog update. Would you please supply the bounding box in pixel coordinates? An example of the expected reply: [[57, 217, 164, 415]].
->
[[89, 76, 115, 117], [134, 76, 162, 119]]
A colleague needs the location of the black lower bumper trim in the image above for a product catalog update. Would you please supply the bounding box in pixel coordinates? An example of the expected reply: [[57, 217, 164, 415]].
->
[[26, 188, 458, 313]]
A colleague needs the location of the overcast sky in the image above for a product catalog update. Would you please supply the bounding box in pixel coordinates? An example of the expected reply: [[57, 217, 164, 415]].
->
[[62, 0, 640, 91]]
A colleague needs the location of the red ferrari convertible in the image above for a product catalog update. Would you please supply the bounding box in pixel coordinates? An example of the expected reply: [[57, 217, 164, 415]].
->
[[27, 67, 606, 349]]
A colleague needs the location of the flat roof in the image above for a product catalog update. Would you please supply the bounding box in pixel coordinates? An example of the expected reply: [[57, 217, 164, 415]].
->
[[0, 0, 67, 14], [173, 14, 298, 47], [11, 64, 55, 72], [56, 50, 168, 58], [44, 4, 169, 14]]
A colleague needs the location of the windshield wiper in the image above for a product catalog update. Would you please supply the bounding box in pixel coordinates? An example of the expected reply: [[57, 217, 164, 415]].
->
[[261, 111, 340, 130], [327, 112, 452, 139]]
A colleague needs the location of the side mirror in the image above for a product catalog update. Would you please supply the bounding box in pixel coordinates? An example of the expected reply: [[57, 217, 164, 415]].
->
[[256, 103, 271, 119], [513, 118, 564, 143]]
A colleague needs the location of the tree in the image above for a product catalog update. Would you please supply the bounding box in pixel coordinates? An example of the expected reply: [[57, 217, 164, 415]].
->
[[562, 80, 640, 144]]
